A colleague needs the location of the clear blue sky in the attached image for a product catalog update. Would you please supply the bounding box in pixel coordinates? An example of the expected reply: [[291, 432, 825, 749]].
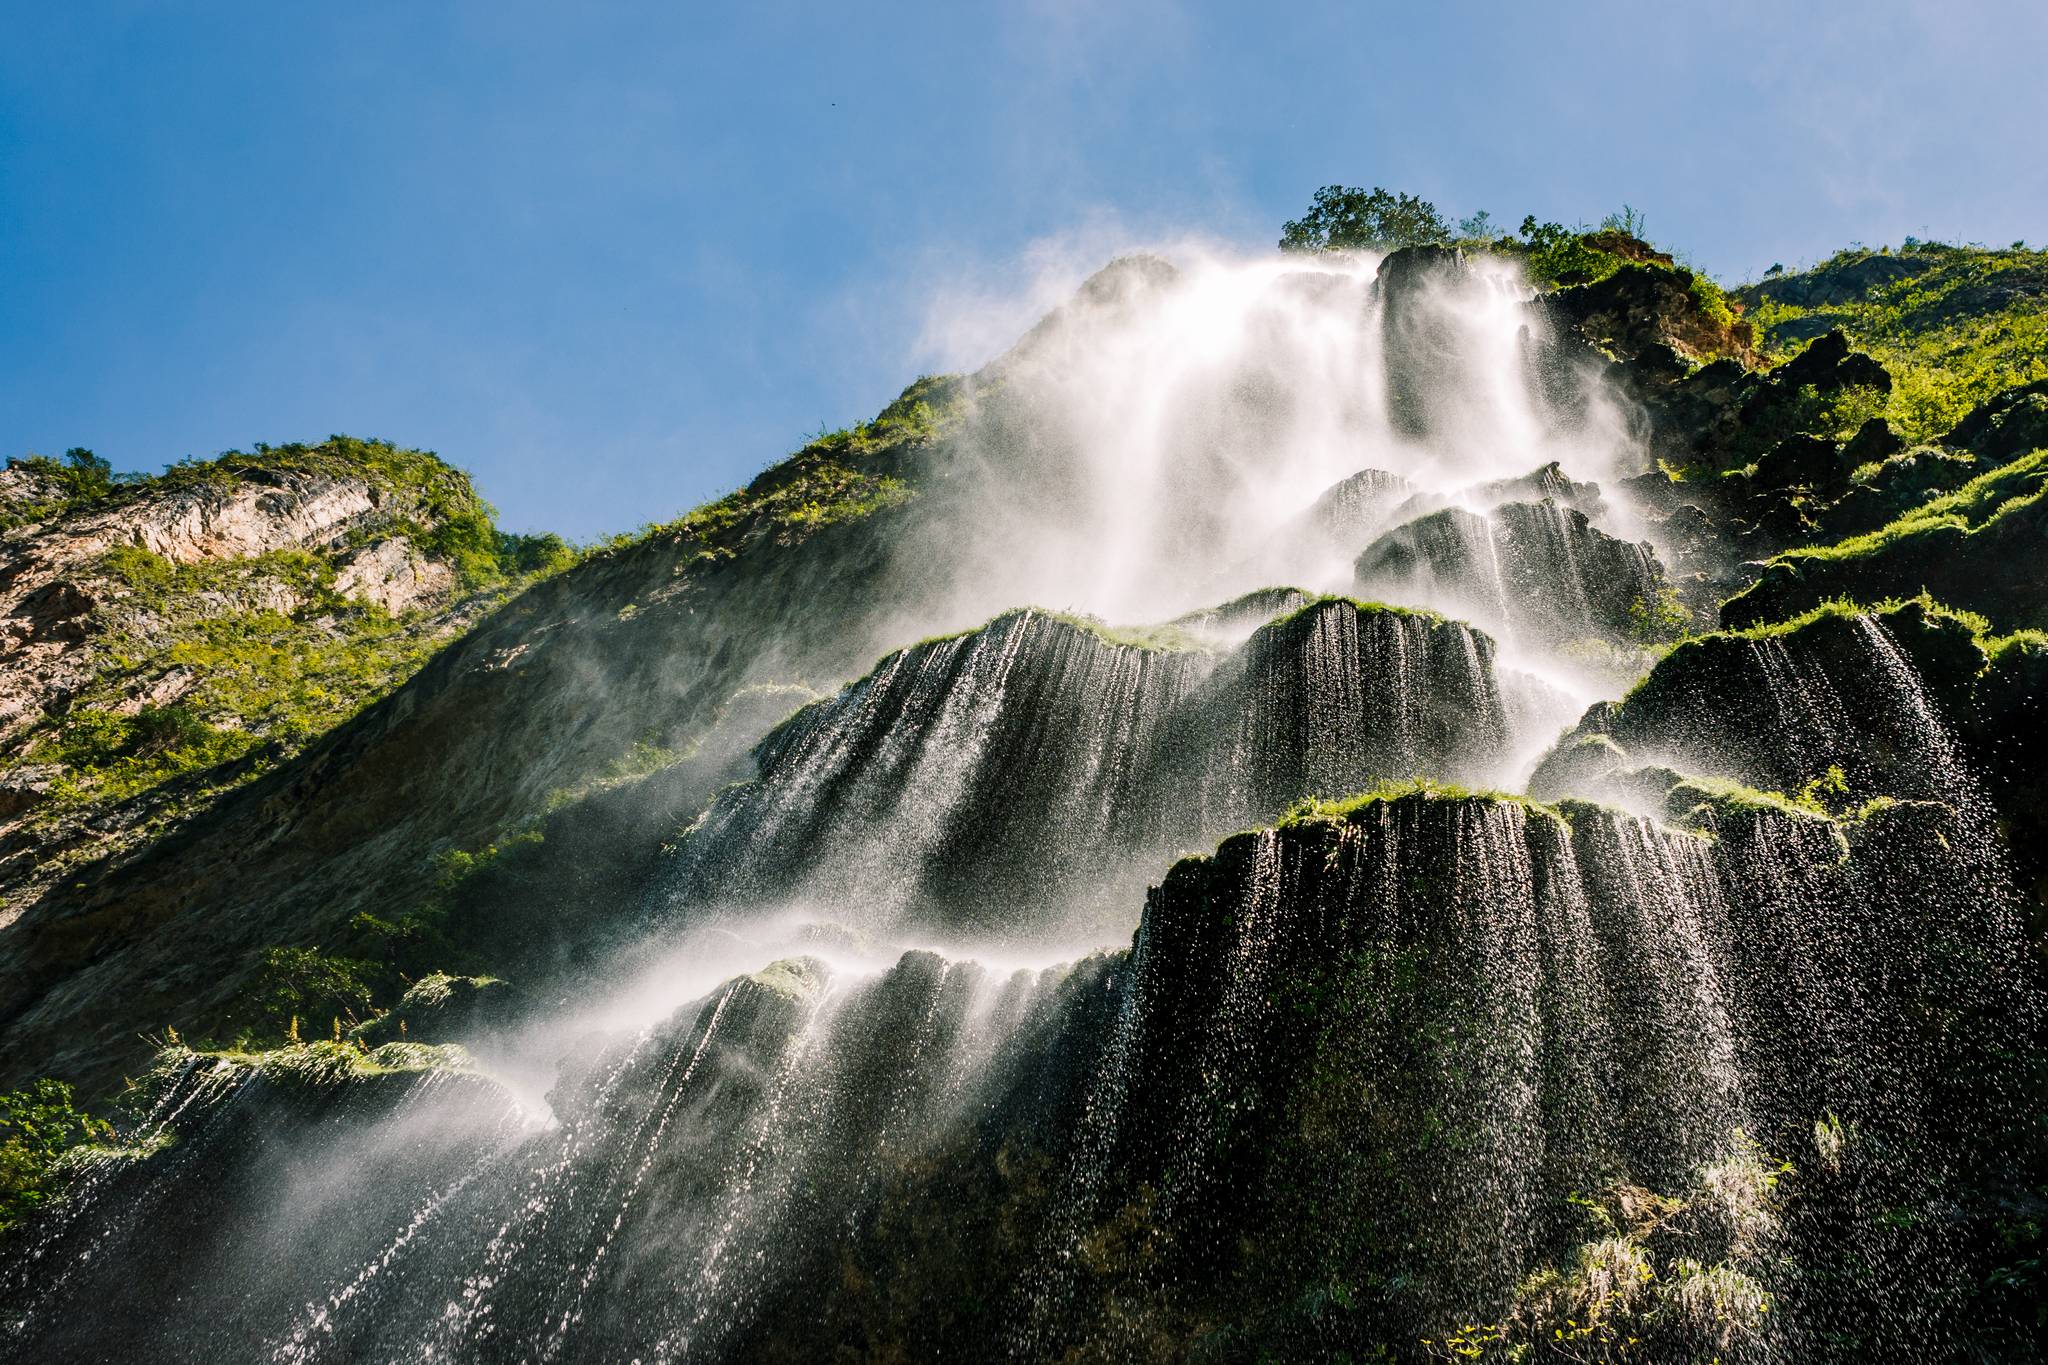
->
[[5, 2, 2044, 540]]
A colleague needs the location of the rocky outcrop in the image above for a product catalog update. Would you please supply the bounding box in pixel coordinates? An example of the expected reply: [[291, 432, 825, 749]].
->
[[1354, 500, 1672, 646], [0, 444, 511, 939], [1542, 262, 1759, 366], [1529, 599, 1987, 804], [1947, 378, 2048, 461], [331, 536, 456, 614]]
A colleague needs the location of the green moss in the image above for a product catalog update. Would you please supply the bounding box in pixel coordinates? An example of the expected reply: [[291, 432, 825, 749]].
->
[[1720, 442, 2048, 631], [155, 1038, 476, 1088], [1665, 775, 1835, 824], [747, 957, 827, 1003], [1034, 608, 1210, 653], [1650, 595, 1978, 683], [1264, 593, 1453, 635], [1782, 447, 2048, 563], [899, 606, 1212, 661], [1276, 778, 1567, 832]]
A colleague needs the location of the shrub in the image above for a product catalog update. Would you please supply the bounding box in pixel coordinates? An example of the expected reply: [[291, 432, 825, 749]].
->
[[252, 946, 377, 1031]]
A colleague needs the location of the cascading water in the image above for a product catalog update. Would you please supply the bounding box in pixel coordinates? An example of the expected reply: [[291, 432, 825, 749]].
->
[[5, 245, 2038, 1364]]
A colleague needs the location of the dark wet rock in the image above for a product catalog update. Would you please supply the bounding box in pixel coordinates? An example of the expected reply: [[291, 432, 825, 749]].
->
[[1774, 327, 1892, 394], [1356, 500, 1671, 644], [353, 973, 523, 1047], [1467, 460, 1608, 518], [1376, 245, 1471, 438], [1303, 467, 1415, 545], [1752, 434, 1849, 491], [668, 598, 1510, 937], [1723, 453, 2048, 632], [1531, 599, 1986, 803], [1541, 263, 1758, 365], [1947, 380, 2048, 461], [1815, 444, 1982, 539], [1169, 585, 1311, 642], [1842, 416, 1906, 466]]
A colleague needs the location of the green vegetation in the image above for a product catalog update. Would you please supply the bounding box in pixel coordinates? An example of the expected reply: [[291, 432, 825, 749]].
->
[[1277, 777, 1566, 830], [1720, 453, 2048, 631], [0, 448, 141, 529], [149, 1039, 474, 1089], [1783, 447, 2047, 563], [1422, 1132, 1792, 1362], [19, 549, 466, 814], [1741, 243, 2048, 440], [1037, 608, 1209, 653], [1280, 185, 1452, 252], [1626, 585, 1693, 644], [1265, 593, 1452, 634], [251, 946, 378, 1033], [1665, 774, 1841, 827], [0, 437, 583, 838], [605, 375, 953, 565], [0, 1078, 114, 1237]]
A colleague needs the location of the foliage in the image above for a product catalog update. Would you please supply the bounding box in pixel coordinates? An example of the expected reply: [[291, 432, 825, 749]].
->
[[41, 704, 258, 807], [1625, 586, 1692, 645], [1280, 186, 1451, 253], [0, 1078, 114, 1237], [251, 946, 377, 1031], [1788, 447, 2048, 563], [2, 434, 589, 831], [1741, 244, 2048, 441], [0, 448, 145, 529], [149, 1039, 475, 1090], [1514, 217, 1629, 288], [16, 546, 464, 814], [1456, 210, 1496, 239]]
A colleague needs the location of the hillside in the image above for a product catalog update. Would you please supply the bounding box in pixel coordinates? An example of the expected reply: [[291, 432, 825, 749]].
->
[[2, 229, 2044, 1363], [0, 439, 571, 924]]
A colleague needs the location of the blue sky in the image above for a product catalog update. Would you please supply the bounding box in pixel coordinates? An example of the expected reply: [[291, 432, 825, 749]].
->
[[4, 2, 2043, 540]]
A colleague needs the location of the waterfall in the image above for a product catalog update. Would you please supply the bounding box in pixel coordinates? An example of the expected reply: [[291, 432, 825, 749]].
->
[[668, 596, 1517, 947], [1355, 499, 1671, 649], [6, 244, 2039, 1364], [666, 609, 1217, 941]]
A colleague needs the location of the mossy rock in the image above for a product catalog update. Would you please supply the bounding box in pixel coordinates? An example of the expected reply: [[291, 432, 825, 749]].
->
[[1722, 444, 2048, 631], [352, 973, 520, 1047]]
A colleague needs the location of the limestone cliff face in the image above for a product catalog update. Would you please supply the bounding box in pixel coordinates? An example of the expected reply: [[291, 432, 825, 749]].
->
[[0, 444, 508, 939], [3, 465, 419, 741]]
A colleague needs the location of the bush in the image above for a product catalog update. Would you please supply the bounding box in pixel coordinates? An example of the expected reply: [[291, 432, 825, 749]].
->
[[0, 1078, 113, 1237]]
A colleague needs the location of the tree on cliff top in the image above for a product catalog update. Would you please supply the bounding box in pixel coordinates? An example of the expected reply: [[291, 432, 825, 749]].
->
[[1279, 185, 1450, 252]]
